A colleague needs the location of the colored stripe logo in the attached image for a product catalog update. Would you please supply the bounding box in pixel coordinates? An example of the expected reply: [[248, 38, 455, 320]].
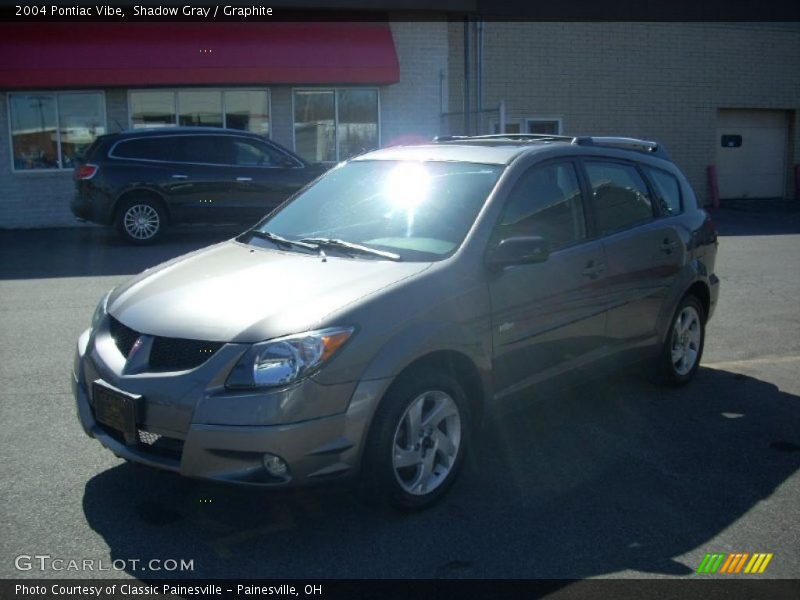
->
[[696, 553, 773, 574]]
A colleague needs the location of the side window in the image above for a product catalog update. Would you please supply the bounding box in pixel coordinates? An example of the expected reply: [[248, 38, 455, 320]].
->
[[230, 139, 293, 167], [584, 161, 654, 235], [496, 162, 587, 250], [112, 137, 184, 162], [181, 136, 230, 165], [644, 167, 683, 216]]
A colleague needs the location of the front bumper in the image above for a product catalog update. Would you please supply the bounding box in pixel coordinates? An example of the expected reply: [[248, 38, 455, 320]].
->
[[72, 324, 389, 487]]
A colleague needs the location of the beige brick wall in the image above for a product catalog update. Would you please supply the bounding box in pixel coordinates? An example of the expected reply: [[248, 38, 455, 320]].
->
[[450, 22, 800, 203]]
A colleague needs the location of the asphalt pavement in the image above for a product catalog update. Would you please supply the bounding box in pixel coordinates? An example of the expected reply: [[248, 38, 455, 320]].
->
[[0, 211, 798, 581]]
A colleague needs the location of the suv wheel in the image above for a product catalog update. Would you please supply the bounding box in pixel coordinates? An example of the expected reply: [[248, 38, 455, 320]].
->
[[363, 368, 470, 510], [652, 295, 706, 386], [116, 197, 165, 244]]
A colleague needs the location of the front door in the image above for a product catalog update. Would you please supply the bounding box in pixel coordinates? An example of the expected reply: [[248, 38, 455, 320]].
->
[[489, 160, 608, 397], [225, 137, 318, 223]]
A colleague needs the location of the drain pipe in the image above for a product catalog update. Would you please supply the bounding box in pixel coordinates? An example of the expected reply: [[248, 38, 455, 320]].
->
[[463, 16, 471, 135], [477, 19, 484, 133]]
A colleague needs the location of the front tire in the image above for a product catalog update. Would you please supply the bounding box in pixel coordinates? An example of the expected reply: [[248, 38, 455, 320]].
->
[[115, 197, 166, 244], [362, 368, 470, 510], [652, 295, 706, 386]]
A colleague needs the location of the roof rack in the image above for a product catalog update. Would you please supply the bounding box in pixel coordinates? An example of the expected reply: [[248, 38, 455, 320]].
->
[[573, 136, 670, 159], [433, 133, 575, 143], [433, 133, 670, 160]]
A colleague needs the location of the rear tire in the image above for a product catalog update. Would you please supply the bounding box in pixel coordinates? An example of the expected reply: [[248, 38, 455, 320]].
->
[[361, 368, 470, 511], [115, 197, 166, 245], [651, 294, 706, 386]]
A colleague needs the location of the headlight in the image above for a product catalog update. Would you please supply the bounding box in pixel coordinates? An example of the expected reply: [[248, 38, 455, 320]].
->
[[226, 327, 355, 389], [91, 290, 111, 330]]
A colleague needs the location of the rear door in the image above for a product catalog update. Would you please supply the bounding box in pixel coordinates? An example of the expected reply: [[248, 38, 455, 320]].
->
[[582, 159, 684, 349], [172, 135, 244, 223], [225, 137, 319, 222], [488, 159, 608, 396]]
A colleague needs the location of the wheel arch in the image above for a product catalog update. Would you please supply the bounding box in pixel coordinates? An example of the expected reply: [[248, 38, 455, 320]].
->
[[379, 349, 487, 430], [685, 280, 711, 323]]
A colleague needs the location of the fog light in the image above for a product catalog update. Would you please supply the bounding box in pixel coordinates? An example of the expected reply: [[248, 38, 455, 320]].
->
[[262, 453, 288, 477]]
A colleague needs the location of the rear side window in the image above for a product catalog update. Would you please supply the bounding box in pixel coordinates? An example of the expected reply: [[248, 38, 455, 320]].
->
[[112, 137, 184, 162], [584, 161, 654, 235], [181, 136, 231, 165], [496, 161, 587, 251], [644, 167, 683, 216], [229, 139, 294, 167]]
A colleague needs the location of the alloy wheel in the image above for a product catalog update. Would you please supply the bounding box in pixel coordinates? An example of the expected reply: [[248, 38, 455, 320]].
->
[[392, 390, 461, 496], [671, 305, 702, 376], [123, 204, 160, 240]]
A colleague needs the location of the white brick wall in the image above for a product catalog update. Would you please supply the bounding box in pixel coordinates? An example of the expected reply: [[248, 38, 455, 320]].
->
[[381, 20, 449, 145]]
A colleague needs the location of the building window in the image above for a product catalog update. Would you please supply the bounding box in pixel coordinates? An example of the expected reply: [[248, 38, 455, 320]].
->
[[9, 91, 106, 171], [491, 121, 522, 134], [129, 89, 270, 135], [293, 88, 379, 162], [525, 118, 562, 135]]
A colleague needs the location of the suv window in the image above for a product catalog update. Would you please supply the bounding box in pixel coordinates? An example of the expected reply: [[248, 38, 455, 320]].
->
[[230, 138, 293, 167], [181, 135, 230, 165], [495, 161, 587, 250], [112, 136, 185, 162], [585, 161, 654, 235], [644, 166, 683, 216]]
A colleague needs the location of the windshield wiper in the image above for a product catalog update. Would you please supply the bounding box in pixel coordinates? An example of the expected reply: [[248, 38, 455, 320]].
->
[[247, 230, 319, 251], [299, 237, 401, 261]]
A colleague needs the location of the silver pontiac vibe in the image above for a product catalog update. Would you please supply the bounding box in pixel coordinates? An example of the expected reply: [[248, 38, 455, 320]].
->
[[73, 136, 719, 509]]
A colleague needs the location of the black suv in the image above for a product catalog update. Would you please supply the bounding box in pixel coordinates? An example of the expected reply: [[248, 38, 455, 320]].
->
[[71, 128, 328, 243]]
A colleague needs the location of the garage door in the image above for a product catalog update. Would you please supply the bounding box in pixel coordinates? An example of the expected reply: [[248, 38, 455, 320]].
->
[[715, 109, 789, 199]]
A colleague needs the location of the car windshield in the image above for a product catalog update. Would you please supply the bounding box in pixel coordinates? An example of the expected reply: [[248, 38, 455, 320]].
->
[[245, 160, 504, 261]]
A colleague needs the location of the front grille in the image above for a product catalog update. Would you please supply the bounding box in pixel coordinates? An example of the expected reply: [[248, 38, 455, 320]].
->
[[150, 337, 224, 372], [96, 423, 184, 462], [108, 316, 223, 372], [109, 317, 139, 357], [137, 429, 184, 460]]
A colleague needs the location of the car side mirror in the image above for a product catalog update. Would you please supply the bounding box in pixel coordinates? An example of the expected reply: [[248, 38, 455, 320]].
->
[[486, 236, 550, 269]]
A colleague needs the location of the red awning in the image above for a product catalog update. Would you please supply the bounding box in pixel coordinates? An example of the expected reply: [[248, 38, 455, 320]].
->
[[0, 22, 400, 89]]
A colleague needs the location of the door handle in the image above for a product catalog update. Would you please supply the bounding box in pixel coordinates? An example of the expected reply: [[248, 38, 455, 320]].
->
[[582, 260, 606, 278], [171, 174, 188, 179], [236, 177, 253, 182]]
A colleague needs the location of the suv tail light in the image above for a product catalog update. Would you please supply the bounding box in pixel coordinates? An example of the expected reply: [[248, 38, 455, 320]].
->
[[75, 164, 98, 180]]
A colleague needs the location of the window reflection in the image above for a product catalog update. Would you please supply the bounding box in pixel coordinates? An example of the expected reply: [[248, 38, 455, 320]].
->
[[294, 90, 336, 162], [10, 94, 58, 170], [337, 89, 378, 160], [10, 92, 105, 171], [225, 91, 269, 134], [293, 89, 379, 163], [178, 90, 223, 128], [59, 93, 106, 168], [131, 91, 175, 128]]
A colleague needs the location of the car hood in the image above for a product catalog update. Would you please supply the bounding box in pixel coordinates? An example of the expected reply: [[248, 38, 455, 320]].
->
[[108, 241, 432, 343]]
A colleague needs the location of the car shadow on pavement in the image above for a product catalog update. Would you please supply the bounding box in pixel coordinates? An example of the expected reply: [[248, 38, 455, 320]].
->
[[0, 225, 243, 280], [81, 366, 800, 579]]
